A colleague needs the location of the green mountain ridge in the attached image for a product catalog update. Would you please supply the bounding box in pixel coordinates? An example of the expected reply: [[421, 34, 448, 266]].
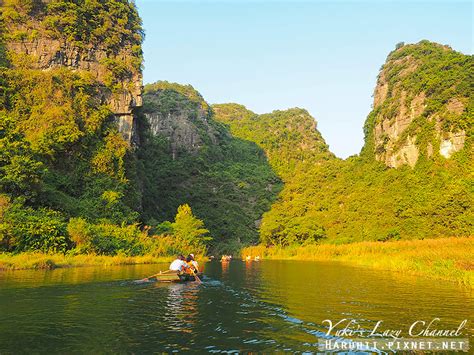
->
[[0, 1, 471, 255], [136, 82, 281, 253], [212, 41, 472, 246], [213, 104, 335, 180]]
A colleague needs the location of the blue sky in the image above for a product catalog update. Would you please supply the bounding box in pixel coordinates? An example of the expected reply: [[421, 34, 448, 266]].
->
[[135, 0, 472, 158]]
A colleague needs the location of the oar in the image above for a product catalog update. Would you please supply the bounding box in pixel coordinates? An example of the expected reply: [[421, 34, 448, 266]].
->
[[190, 268, 202, 284], [138, 269, 173, 282], [138, 273, 160, 282]]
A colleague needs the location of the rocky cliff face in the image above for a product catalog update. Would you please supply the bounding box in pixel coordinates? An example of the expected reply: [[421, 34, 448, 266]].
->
[[1, 0, 143, 143], [365, 41, 471, 167], [142, 81, 225, 158]]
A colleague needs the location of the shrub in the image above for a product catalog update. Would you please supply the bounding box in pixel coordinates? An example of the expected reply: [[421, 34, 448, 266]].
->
[[377, 229, 401, 242], [67, 218, 148, 256], [67, 217, 92, 250], [151, 220, 174, 236], [0, 202, 69, 253]]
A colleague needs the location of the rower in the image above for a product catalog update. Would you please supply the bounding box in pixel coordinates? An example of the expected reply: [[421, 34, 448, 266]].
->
[[189, 253, 199, 271]]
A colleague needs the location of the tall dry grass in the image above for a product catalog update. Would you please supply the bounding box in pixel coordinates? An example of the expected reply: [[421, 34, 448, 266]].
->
[[0, 253, 175, 270], [241, 237, 474, 287]]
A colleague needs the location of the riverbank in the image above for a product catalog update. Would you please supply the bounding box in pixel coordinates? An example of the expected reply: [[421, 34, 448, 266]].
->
[[241, 237, 474, 287], [0, 253, 177, 270]]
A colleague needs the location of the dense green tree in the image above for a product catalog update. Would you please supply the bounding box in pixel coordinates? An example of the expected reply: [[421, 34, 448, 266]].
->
[[0, 114, 44, 198], [0, 201, 69, 253], [171, 204, 211, 252]]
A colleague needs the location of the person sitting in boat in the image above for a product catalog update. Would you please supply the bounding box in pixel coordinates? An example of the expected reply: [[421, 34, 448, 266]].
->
[[185, 255, 196, 273], [188, 254, 199, 271], [169, 255, 189, 272]]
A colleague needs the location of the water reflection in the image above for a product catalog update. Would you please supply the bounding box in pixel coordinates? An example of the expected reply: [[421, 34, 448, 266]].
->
[[0, 263, 171, 289], [254, 260, 474, 343], [0, 260, 472, 353], [162, 282, 200, 334], [221, 260, 230, 274]]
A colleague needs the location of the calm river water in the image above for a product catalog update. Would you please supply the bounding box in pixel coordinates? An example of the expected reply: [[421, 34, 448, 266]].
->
[[0, 260, 472, 353]]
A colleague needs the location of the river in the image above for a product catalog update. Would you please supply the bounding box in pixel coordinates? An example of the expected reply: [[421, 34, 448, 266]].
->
[[0, 260, 472, 353]]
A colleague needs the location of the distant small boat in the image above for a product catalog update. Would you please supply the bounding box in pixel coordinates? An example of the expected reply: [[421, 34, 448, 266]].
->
[[244, 255, 260, 262], [150, 270, 204, 283], [221, 255, 232, 262]]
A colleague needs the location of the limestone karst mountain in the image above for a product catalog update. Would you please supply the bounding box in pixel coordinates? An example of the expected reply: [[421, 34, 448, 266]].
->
[[2, 0, 143, 142], [212, 41, 472, 246], [363, 41, 472, 168], [0, 0, 471, 256], [0, 0, 144, 249], [213, 104, 335, 180], [136, 82, 281, 252]]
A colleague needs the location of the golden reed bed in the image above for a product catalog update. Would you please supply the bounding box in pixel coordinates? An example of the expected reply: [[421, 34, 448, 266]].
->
[[241, 237, 474, 287]]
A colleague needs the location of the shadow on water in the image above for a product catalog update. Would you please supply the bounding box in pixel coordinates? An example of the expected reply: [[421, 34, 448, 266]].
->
[[0, 260, 472, 353]]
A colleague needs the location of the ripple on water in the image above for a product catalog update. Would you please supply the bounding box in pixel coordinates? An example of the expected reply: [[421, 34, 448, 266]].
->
[[0, 260, 472, 353]]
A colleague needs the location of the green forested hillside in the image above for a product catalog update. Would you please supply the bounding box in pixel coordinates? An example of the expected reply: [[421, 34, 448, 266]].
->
[[212, 104, 338, 245], [213, 104, 334, 180], [0, 1, 471, 261], [137, 82, 281, 253], [256, 156, 472, 245], [214, 41, 472, 246], [0, 0, 148, 255]]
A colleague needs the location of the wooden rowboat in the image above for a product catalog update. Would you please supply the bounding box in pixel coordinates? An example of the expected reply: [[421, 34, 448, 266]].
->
[[150, 270, 204, 283]]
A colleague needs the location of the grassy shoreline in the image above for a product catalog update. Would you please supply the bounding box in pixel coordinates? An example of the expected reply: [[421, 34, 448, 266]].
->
[[2, 238, 473, 287], [0, 253, 176, 270], [241, 237, 474, 287]]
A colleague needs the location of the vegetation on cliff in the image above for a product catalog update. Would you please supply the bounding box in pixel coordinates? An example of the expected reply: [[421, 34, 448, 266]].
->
[[0, 74, 209, 255], [0, 2, 209, 259], [0, 61, 143, 249], [137, 82, 281, 253], [2, 0, 143, 54], [213, 104, 334, 180], [214, 42, 472, 247], [2, 0, 143, 92], [0, 0, 471, 270]]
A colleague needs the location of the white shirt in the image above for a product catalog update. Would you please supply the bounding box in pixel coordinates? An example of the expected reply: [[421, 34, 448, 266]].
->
[[169, 259, 188, 271]]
